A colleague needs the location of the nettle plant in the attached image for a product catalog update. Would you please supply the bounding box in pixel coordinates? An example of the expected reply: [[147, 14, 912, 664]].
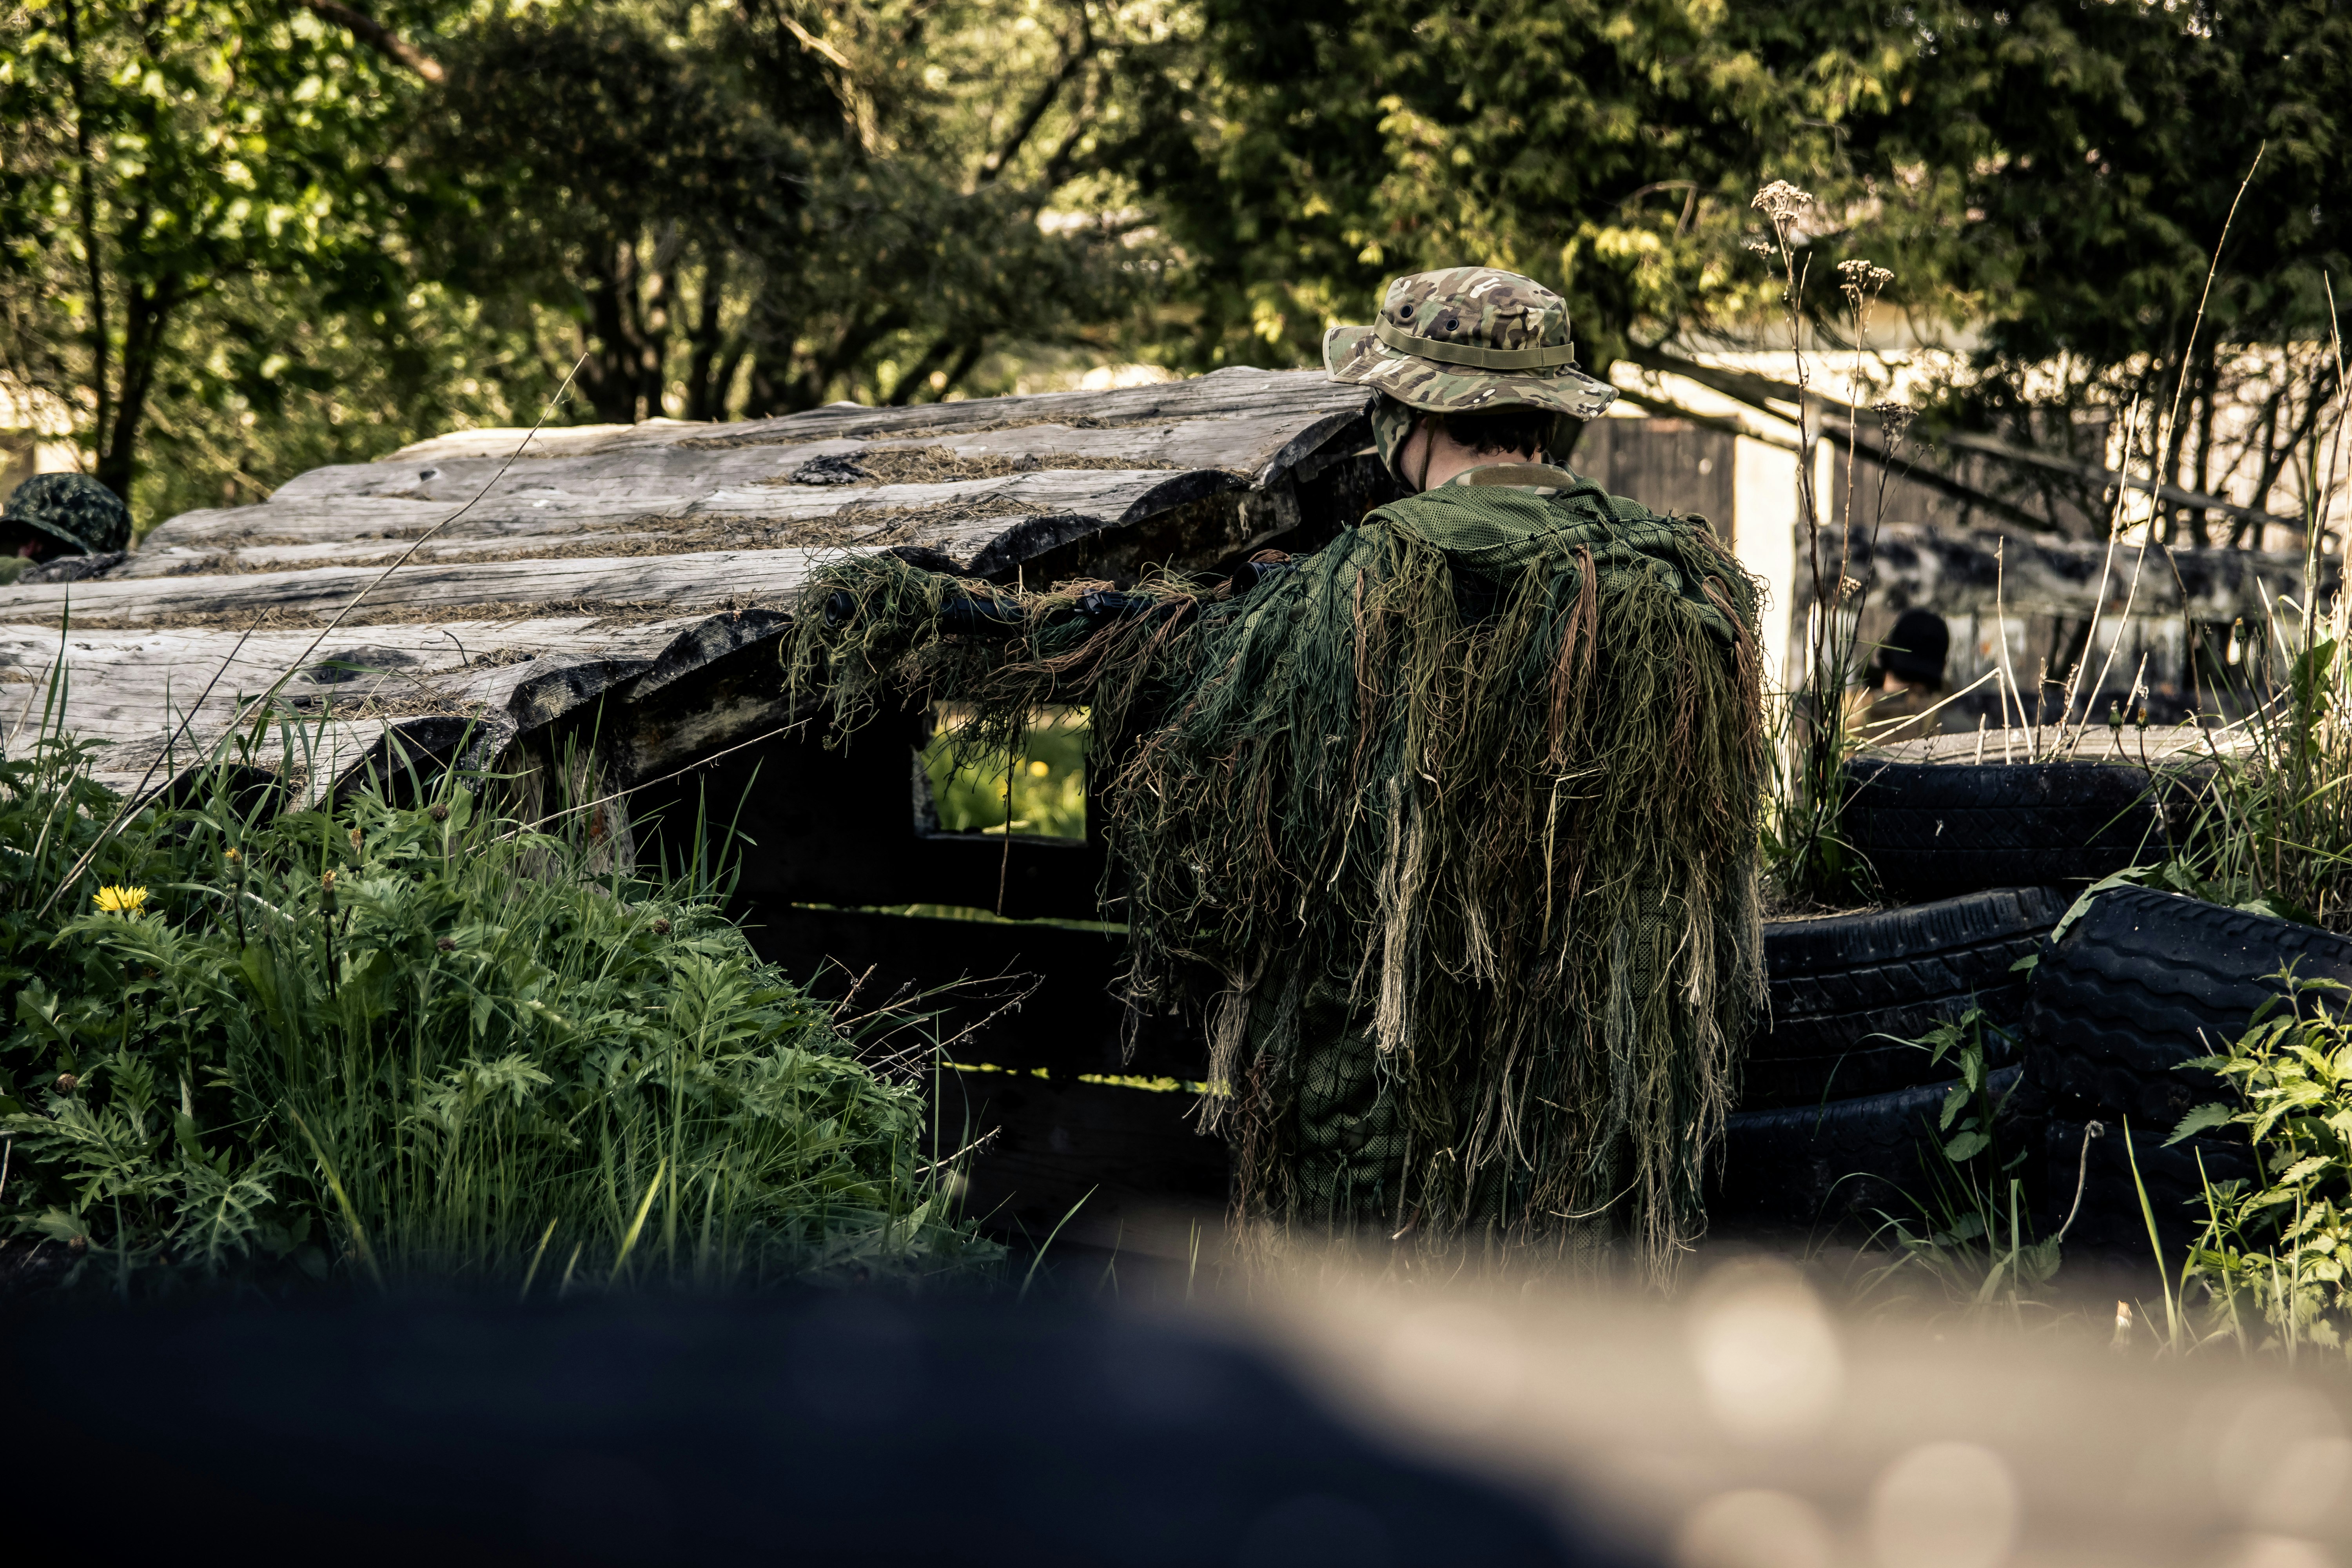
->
[[2172, 971, 2352, 1355], [0, 727, 987, 1296]]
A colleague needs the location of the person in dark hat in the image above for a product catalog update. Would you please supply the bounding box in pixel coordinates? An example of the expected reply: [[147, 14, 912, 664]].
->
[[0, 472, 133, 586], [1848, 607, 1952, 742]]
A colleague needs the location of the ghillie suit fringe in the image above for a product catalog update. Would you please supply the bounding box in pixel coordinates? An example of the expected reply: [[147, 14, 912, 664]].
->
[[788, 470, 1766, 1281]]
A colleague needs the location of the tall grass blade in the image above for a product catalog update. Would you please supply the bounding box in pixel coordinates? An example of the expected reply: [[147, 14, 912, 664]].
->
[[289, 1105, 383, 1292], [2120, 1116, 2181, 1349], [608, 1158, 669, 1287], [1018, 1185, 1097, 1303], [518, 1219, 559, 1303]]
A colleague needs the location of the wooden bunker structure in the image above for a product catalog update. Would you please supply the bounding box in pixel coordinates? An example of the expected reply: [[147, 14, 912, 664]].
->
[[0, 369, 1413, 1247]]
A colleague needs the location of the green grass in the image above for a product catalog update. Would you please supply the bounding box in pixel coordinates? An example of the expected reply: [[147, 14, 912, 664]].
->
[[1857, 1008, 2063, 1322], [0, 720, 995, 1296], [2157, 610, 2352, 931], [923, 705, 1088, 838], [2170, 969, 2352, 1359]]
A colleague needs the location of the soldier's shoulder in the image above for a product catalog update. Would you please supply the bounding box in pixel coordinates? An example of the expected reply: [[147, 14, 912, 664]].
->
[[22, 550, 130, 585]]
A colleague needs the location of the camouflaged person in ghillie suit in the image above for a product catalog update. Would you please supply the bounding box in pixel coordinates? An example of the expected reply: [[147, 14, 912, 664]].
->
[[0, 474, 134, 587], [792, 267, 1766, 1278]]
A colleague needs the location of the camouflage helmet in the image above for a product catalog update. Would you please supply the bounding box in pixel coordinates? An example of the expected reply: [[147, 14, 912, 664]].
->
[[2, 473, 131, 557], [1324, 267, 1618, 425]]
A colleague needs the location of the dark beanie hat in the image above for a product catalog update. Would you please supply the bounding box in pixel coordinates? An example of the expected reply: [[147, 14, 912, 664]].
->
[[1877, 608, 1950, 691]]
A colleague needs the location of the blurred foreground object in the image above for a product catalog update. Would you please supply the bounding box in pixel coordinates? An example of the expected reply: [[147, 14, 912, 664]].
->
[[1249, 1256, 2352, 1568], [2, 1289, 1601, 1567]]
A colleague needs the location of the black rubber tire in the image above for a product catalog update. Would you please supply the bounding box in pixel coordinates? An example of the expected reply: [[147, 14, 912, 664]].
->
[[2025, 884, 2352, 1127], [1843, 757, 2181, 902], [1746, 887, 2065, 1109], [1709, 1068, 2018, 1234], [2036, 1116, 2258, 1261]]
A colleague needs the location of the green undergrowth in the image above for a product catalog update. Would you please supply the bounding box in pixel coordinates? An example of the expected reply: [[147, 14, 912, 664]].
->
[[0, 728, 996, 1298], [2162, 619, 2352, 931], [2171, 969, 2352, 1359], [1858, 1007, 2063, 1320]]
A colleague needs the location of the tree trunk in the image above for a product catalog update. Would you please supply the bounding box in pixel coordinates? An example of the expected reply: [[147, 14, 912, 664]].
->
[[930, 338, 989, 401], [2186, 351, 2219, 548], [578, 237, 646, 424], [683, 251, 732, 421], [61, 0, 111, 467], [886, 335, 958, 405], [94, 278, 179, 502], [2157, 354, 2194, 544]]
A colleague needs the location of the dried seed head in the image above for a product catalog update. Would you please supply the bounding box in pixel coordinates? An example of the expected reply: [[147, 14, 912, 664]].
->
[[320, 870, 336, 890], [652, 918, 673, 936], [1838, 575, 1863, 601], [348, 827, 363, 850], [54, 1072, 78, 1093], [428, 802, 450, 822], [67, 1234, 87, 1255], [1837, 258, 1895, 290], [1751, 180, 1814, 223], [2135, 702, 2149, 730], [1872, 401, 1915, 444], [435, 936, 457, 952]]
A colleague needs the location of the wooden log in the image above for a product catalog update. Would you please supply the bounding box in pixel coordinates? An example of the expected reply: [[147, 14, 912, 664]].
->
[[382, 366, 1365, 472], [136, 468, 1248, 583], [0, 549, 842, 630], [0, 618, 690, 775]]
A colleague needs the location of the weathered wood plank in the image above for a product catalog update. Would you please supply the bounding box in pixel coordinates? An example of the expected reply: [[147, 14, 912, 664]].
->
[[138, 468, 1238, 581], [383, 367, 1364, 466], [0, 549, 845, 629], [0, 618, 690, 758], [23, 369, 1376, 875]]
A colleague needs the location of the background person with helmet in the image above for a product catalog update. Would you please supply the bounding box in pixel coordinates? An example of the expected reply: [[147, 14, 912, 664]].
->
[[0, 473, 134, 587], [795, 268, 1766, 1276]]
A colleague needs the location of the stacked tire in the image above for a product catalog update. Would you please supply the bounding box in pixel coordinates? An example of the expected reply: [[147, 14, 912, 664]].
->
[[1713, 745, 2349, 1255], [2022, 886, 2352, 1257], [1843, 754, 2189, 904], [1710, 886, 2066, 1234]]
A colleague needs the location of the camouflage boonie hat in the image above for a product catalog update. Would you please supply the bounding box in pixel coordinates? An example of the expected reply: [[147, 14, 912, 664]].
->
[[2, 473, 131, 556], [1323, 267, 1617, 419]]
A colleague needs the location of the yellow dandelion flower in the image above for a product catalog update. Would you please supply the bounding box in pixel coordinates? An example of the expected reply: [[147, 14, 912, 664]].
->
[[94, 885, 149, 916]]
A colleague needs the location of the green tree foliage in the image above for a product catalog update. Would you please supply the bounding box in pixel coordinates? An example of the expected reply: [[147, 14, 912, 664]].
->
[[1110, 1, 2351, 530], [1835, 0, 2352, 541], [0, 0, 454, 504], [1100, 0, 1859, 372], [406, 0, 1162, 422], [417, 8, 816, 424], [7, 0, 2348, 532], [3, 0, 1162, 518]]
